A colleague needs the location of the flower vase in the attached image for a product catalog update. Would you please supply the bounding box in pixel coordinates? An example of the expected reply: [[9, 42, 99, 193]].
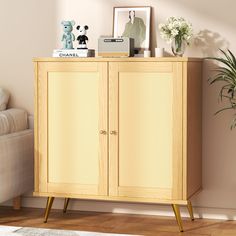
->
[[171, 37, 186, 57]]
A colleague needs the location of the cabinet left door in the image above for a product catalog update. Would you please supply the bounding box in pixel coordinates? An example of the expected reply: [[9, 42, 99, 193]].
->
[[35, 62, 108, 197]]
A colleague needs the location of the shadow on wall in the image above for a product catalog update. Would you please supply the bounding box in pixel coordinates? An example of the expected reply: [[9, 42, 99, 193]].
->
[[159, 0, 236, 29], [192, 30, 236, 215], [194, 29, 229, 57]]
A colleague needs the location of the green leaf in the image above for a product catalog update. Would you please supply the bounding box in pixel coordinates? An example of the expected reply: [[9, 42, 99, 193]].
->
[[210, 75, 235, 86], [219, 49, 235, 66], [214, 106, 234, 115], [207, 49, 236, 128], [228, 49, 236, 67], [207, 56, 236, 74], [214, 67, 236, 79]]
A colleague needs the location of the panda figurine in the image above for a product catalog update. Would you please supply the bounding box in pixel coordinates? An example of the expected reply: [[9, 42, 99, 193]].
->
[[76, 25, 89, 49]]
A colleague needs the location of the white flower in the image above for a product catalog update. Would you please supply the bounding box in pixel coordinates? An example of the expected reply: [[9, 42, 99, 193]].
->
[[159, 17, 193, 44], [167, 22, 174, 30], [158, 23, 165, 30], [171, 29, 179, 37]]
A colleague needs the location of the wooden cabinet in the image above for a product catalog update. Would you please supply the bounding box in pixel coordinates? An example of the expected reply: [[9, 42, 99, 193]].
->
[[34, 57, 202, 231]]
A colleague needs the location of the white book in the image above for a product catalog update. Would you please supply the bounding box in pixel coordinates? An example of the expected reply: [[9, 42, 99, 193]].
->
[[53, 49, 89, 53], [52, 49, 95, 58]]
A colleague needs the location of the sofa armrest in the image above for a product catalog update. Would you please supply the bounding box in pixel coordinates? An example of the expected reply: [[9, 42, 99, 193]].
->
[[0, 129, 34, 203]]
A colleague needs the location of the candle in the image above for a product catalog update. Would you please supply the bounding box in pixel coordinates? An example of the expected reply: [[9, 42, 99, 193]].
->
[[144, 50, 151, 57], [155, 47, 164, 57]]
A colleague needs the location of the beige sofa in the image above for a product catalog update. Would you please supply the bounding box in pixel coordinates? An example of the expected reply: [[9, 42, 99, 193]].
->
[[0, 90, 34, 208]]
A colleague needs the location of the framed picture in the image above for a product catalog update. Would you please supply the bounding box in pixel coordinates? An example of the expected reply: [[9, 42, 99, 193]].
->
[[113, 6, 151, 54]]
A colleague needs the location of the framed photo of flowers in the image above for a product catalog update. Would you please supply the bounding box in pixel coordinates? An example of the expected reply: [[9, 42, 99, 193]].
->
[[113, 6, 151, 54]]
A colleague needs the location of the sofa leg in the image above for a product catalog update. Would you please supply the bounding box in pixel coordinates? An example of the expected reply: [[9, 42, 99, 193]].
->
[[13, 196, 21, 210]]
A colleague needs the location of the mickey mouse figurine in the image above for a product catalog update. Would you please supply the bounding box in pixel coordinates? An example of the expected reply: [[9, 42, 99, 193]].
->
[[76, 25, 89, 49]]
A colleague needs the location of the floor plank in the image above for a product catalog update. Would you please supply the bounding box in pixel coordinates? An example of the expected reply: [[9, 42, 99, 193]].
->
[[0, 207, 235, 235]]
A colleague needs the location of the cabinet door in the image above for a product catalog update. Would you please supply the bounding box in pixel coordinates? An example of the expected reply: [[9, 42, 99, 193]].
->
[[109, 62, 183, 200], [36, 62, 108, 196]]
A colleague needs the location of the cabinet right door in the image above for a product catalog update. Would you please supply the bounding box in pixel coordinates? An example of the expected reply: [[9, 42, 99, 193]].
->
[[109, 62, 183, 201]]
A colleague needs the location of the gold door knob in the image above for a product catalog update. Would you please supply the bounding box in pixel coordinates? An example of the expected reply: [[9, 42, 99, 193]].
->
[[100, 130, 107, 135], [110, 130, 117, 135]]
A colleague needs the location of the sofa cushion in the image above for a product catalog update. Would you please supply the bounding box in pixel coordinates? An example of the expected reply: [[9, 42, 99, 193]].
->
[[0, 88, 10, 111], [0, 109, 28, 136]]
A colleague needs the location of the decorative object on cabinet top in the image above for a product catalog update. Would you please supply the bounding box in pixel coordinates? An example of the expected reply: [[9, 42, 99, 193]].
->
[[159, 17, 193, 57], [56, 20, 95, 58], [98, 37, 135, 57], [61, 20, 75, 50], [53, 49, 95, 58], [113, 6, 151, 55], [76, 25, 89, 50]]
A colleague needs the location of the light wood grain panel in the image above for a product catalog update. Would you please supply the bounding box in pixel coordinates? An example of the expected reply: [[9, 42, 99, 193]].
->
[[38, 63, 48, 193], [47, 183, 98, 195], [33, 57, 203, 62], [118, 72, 173, 189], [108, 62, 119, 196], [118, 62, 173, 72], [48, 72, 100, 185], [33, 191, 188, 205], [36, 62, 108, 196], [171, 62, 183, 200], [109, 62, 182, 200], [34, 62, 39, 193], [98, 62, 109, 195], [118, 186, 172, 199], [41, 62, 98, 72]]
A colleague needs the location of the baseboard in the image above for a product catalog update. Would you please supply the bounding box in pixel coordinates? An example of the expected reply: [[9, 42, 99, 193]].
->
[[2, 196, 236, 220]]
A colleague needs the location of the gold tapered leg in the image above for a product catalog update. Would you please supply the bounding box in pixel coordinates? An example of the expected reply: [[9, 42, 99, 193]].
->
[[44, 197, 54, 223], [63, 198, 70, 213], [187, 201, 194, 221], [172, 204, 184, 232]]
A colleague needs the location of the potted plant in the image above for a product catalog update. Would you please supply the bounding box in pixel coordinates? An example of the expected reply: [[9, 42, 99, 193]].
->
[[159, 17, 193, 57], [207, 49, 236, 129]]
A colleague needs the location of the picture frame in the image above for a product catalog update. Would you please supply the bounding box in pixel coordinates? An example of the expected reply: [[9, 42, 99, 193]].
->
[[113, 6, 151, 54]]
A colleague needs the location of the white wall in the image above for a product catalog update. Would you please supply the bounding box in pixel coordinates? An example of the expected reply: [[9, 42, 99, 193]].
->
[[1, 0, 236, 220], [0, 0, 57, 112]]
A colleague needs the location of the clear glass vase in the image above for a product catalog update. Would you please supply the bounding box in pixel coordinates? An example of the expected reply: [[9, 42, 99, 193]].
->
[[171, 37, 186, 57]]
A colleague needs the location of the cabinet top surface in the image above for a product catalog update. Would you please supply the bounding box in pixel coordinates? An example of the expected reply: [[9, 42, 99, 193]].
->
[[33, 57, 203, 62]]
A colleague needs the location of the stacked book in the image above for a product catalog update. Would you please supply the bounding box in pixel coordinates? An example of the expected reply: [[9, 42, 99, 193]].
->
[[53, 49, 95, 58]]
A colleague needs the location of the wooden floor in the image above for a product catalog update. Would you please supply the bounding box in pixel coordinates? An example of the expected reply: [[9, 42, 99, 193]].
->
[[0, 207, 236, 235]]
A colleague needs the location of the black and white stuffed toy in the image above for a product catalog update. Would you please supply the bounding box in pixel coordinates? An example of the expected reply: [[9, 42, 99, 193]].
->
[[76, 25, 89, 49]]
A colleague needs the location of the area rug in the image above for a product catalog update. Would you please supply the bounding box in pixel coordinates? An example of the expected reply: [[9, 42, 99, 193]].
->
[[0, 226, 136, 236]]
